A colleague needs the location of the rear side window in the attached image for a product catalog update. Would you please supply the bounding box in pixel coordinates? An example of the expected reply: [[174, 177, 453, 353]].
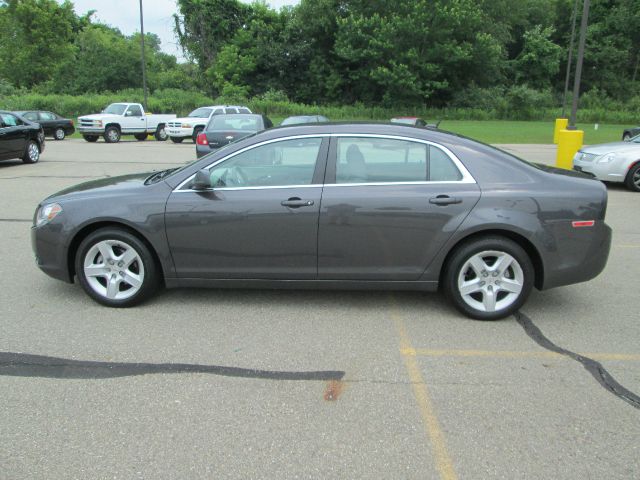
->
[[335, 137, 462, 183], [40, 112, 57, 120], [127, 105, 143, 116]]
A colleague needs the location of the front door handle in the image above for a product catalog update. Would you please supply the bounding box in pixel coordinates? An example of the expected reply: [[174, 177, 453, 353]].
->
[[429, 195, 462, 206], [281, 197, 314, 208]]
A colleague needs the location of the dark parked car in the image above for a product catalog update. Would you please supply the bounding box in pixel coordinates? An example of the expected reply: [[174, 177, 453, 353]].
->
[[0, 111, 45, 163], [32, 123, 611, 320], [196, 114, 273, 158], [622, 126, 640, 141], [281, 115, 329, 126], [14, 110, 75, 140]]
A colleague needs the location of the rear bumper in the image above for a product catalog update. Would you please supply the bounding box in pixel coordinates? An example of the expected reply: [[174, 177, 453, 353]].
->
[[541, 221, 612, 290]]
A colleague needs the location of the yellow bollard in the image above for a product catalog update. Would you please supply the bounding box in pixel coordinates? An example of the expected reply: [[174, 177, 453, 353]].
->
[[553, 118, 568, 144], [556, 128, 583, 170]]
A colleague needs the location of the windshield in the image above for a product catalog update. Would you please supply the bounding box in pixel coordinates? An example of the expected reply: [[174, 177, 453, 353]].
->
[[630, 134, 640, 143], [207, 115, 260, 131], [103, 104, 128, 115], [188, 108, 213, 118]]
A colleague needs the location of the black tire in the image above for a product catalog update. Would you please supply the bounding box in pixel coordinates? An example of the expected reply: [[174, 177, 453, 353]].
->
[[154, 125, 168, 141], [192, 127, 203, 143], [104, 126, 121, 143], [170, 136, 184, 144], [624, 162, 640, 192], [75, 227, 160, 307], [22, 140, 40, 164], [54, 127, 66, 140], [83, 135, 99, 143], [443, 236, 534, 321], [134, 133, 148, 141]]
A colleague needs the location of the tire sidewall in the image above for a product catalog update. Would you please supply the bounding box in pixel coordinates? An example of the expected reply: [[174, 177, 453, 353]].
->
[[444, 237, 534, 320], [22, 140, 40, 163], [624, 163, 640, 192], [75, 228, 159, 307], [192, 127, 203, 143], [104, 127, 120, 143], [155, 125, 168, 141], [54, 128, 66, 140]]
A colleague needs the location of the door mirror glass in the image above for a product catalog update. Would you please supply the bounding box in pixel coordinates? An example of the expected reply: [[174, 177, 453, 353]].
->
[[192, 169, 212, 190]]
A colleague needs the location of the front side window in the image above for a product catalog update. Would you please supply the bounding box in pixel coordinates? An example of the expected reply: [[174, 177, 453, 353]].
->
[[23, 112, 39, 121], [126, 105, 143, 117], [335, 137, 462, 184], [206, 137, 323, 188]]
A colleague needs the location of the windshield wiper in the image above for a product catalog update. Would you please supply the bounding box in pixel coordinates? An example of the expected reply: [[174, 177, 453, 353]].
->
[[145, 168, 178, 185]]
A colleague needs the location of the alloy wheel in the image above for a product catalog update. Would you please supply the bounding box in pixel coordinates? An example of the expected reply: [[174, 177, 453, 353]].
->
[[83, 240, 145, 300], [457, 250, 524, 313], [28, 143, 39, 162]]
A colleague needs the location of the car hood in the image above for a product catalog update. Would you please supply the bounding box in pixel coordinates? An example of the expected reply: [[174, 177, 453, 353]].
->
[[78, 113, 119, 122], [580, 141, 640, 155], [172, 116, 208, 123], [46, 172, 152, 200]]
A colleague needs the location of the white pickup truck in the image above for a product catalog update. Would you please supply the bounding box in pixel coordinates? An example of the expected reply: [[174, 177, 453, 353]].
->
[[166, 105, 251, 143], [78, 103, 176, 143]]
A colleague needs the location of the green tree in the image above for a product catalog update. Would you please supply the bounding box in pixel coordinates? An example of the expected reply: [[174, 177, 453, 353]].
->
[[513, 25, 562, 89]]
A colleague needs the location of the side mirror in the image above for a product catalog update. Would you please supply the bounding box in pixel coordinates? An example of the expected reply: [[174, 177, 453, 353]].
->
[[192, 169, 212, 190]]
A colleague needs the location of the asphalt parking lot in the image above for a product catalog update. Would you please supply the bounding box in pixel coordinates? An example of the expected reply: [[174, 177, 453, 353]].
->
[[1, 138, 638, 479]]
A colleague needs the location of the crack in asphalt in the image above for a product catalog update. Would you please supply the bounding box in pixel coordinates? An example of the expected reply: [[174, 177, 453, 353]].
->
[[515, 311, 640, 410], [0, 352, 345, 381]]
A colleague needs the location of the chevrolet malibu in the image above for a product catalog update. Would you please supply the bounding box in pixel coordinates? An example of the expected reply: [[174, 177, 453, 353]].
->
[[32, 124, 611, 320]]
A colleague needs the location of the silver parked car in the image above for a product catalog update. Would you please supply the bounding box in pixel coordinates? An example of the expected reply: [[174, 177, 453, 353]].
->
[[573, 135, 640, 192]]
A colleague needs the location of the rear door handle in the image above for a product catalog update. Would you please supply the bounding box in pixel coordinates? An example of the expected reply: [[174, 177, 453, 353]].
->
[[281, 197, 314, 208], [429, 195, 462, 206]]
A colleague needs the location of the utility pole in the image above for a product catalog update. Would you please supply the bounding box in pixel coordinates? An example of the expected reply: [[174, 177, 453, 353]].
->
[[139, 0, 148, 111], [568, 0, 590, 129], [561, 0, 579, 117]]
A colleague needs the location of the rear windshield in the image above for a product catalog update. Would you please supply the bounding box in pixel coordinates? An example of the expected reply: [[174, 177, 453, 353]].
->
[[188, 108, 213, 118], [281, 116, 314, 125], [207, 115, 261, 131]]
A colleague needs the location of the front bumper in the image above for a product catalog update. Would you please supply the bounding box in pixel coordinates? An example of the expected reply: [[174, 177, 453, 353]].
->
[[167, 127, 194, 138], [31, 223, 73, 283], [573, 158, 627, 183], [78, 127, 105, 134]]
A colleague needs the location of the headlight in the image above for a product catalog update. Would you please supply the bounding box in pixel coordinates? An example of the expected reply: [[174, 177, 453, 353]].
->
[[182, 123, 192, 128], [36, 203, 63, 227], [96, 120, 103, 126], [597, 153, 617, 164]]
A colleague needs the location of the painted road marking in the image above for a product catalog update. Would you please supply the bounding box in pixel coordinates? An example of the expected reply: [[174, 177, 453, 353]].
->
[[401, 348, 640, 361], [390, 299, 458, 480]]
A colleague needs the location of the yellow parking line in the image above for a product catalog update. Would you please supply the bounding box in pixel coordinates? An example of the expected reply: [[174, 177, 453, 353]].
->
[[402, 348, 640, 362], [390, 301, 458, 480]]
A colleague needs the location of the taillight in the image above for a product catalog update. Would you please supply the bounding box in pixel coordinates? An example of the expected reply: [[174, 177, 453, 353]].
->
[[196, 133, 208, 146], [572, 220, 595, 228], [71, 119, 74, 126]]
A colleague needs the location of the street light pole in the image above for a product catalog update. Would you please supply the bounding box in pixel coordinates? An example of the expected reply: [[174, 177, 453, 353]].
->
[[561, 0, 579, 118], [568, 0, 590, 129], [139, 0, 148, 111]]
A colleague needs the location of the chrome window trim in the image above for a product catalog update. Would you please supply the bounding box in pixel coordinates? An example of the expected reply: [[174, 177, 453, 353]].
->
[[174, 133, 476, 192]]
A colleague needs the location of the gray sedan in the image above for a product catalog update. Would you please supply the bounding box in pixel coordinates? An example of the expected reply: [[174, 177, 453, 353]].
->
[[32, 123, 611, 320], [573, 135, 640, 191]]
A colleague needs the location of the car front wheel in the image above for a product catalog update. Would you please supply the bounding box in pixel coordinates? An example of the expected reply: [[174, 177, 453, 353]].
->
[[444, 237, 534, 320], [75, 228, 160, 307], [625, 162, 640, 192]]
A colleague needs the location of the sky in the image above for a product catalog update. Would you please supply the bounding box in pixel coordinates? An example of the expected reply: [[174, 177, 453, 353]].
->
[[68, 0, 301, 59]]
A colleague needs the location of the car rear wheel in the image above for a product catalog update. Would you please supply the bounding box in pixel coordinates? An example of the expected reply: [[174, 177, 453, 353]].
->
[[22, 140, 40, 164], [625, 162, 640, 192], [83, 135, 99, 142], [54, 128, 66, 140], [134, 133, 148, 141], [444, 237, 534, 320], [170, 136, 184, 143], [104, 126, 121, 143], [154, 125, 168, 141], [192, 127, 203, 143], [75, 228, 160, 307]]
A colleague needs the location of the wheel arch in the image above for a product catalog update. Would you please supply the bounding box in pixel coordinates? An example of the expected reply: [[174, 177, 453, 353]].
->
[[439, 229, 545, 290], [104, 122, 121, 132], [67, 221, 165, 284]]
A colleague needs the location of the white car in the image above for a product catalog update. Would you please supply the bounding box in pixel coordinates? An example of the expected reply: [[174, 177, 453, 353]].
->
[[78, 103, 176, 143], [573, 135, 640, 192], [166, 105, 252, 143]]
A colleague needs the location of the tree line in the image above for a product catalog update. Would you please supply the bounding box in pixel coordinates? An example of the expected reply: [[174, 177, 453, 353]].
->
[[1, 0, 639, 114]]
